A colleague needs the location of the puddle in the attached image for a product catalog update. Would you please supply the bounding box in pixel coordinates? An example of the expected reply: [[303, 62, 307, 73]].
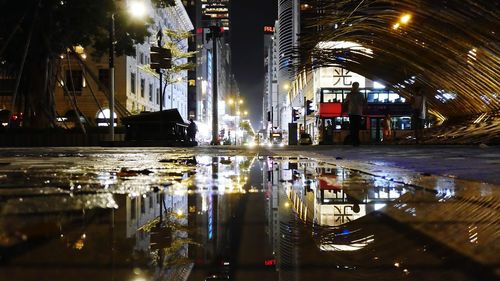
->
[[0, 151, 496, 281]]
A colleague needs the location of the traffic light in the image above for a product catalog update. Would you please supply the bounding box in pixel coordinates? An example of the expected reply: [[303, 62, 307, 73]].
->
[[206, 26, 224, 42], [150, 46, 172, 71], [306, 99, 314, 115], [292, 108, 300, 122]]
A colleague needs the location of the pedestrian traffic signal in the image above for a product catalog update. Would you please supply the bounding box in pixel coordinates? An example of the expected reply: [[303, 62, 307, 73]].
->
[[150, 46, 172, 70], [292, 108, 300, 122], [306, 99, 314, 115]]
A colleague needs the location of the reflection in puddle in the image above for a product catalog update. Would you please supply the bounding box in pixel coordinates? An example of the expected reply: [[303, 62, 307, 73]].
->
[[0, 152, 494, 281]]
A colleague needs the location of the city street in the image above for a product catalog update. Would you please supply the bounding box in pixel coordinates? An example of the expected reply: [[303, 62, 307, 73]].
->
[[0, 146, 497, 281], [0, 1, 497, 280]]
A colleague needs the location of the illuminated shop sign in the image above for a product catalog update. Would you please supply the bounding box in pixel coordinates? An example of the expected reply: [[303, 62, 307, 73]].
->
[[264, 26, 275, 33]]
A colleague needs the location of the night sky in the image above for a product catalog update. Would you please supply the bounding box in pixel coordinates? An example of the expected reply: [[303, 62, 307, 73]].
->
[[231, 0, 278, 129]]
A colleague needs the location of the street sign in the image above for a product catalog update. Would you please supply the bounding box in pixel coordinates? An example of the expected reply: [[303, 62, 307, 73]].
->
[[150, 46, 172, 70]]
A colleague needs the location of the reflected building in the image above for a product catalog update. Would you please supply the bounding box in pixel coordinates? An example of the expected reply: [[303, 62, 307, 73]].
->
[[265, 158, 301, 281], [264, 156, 413, 280], [187, 156, 253, 273], [0, 190, 190, 280]]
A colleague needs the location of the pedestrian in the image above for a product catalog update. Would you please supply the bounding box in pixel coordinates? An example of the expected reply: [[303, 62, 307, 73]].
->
[[411, 87, 426, 144], [187, 118, 197, 142], [382, 113, 392, 143], [344, 82, 366, 146], [325, 119, 333, 144]]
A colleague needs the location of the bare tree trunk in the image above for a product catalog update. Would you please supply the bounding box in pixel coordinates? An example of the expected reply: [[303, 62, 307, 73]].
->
[[19, 55, 57, 128]]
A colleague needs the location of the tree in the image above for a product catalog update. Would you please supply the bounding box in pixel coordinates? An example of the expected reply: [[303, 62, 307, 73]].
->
[[239, 120, 255, 137], [0, 0, 174, 128], [142, 28, 196, 89]]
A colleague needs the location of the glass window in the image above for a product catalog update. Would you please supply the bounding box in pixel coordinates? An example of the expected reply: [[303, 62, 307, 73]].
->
[[379, 92, 389, 103], [98, 69, 109, 91], [64, 70, 83, 96], [389, 93, 400, 103], [140, 79, 145, 97], [139, 52, 144, 64], [149, 83, 153, 101], [130, 198, 136, 220], [130, 73, 136, 94], [367, 91, 378, 102]]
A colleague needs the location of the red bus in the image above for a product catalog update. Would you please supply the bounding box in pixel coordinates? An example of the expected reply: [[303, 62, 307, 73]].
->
[[318, 88, 413, 144]]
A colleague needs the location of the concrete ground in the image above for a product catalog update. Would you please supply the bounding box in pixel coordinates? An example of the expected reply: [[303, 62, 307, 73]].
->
[[0, 145, 498, 279]]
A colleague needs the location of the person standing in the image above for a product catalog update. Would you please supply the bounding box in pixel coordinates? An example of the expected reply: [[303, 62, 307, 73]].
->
[[325, 119, 333, 144], [344, 82, 366, 146], [187, 119, 197, 143], [411, 87, 426, 144], [382, 113, 392, 143]]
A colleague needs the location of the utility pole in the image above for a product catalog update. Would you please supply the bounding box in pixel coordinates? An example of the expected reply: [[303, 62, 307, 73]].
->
[[303, 96, 307, 132], [156, 30, 163, 112], [109, 14, 115, 141], [209, 26, 222, 145], [150, 29, 172, 139]]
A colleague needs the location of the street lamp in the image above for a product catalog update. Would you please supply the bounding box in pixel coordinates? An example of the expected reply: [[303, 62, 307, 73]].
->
[[400, 14, 412, 24], [392, 13, 411, 30], [129, 1, 147, 18], [109, 1, 146, 141]]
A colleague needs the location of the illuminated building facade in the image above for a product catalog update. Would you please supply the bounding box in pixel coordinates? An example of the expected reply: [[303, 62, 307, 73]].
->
[[201, 0, 230, 28], [53, 0, 193, 126], [183, 0, 234, 142], [263, 25, 280, 138]]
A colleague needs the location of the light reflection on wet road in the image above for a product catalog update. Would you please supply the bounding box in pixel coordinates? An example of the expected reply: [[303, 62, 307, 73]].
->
[[0, 148, 497, 281]]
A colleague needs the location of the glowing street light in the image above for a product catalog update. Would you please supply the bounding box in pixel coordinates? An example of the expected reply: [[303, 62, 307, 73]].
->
[[109, 0, 147, 141], [239, 98, 243, 105], [128, 1, 147, 19], [392, 13, 411, 30], [400, 14, 412, 24], [228, 98, 234, 105]]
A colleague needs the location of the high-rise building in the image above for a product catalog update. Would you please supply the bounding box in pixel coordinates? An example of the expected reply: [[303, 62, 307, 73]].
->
[[263, 25, 279, 138], [182, 0, 234, 142], [276, 0, 301, 133], [201, 0, 230, 28]]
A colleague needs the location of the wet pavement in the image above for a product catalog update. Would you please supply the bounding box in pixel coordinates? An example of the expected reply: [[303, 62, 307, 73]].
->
[[0, 147, 498, 281]]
